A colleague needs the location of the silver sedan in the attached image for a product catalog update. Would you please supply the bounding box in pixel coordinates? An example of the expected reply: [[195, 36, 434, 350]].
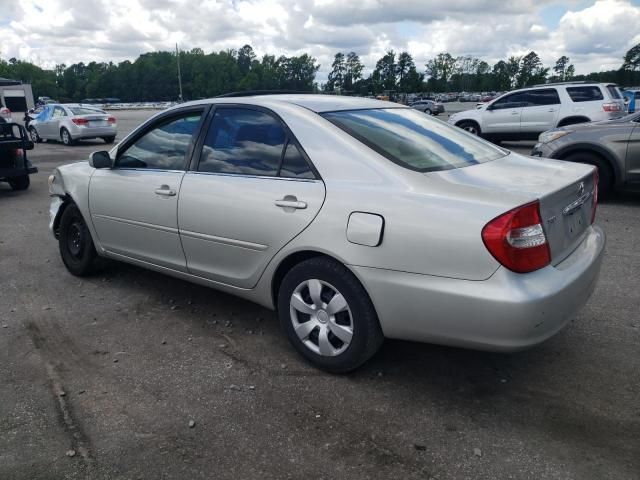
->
[[48, 95, 605, 372], [29, 103, 117, 146]]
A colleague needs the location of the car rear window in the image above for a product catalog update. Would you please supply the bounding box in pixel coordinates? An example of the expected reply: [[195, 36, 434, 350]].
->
[[566, 86, 604, 102], [69, 107, 106, 115], [606, 85, 622, 99], [322, 108, 507, 172]]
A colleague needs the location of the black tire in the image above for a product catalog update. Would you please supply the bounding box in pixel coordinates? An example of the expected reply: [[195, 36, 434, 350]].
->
[[457, 120, 481, 136], [8, 175, 29, 190], [103, 136, 116, 144], [425, 108, 432, 115], [564, 152, 614, 200], [29, 127, 41, 143], [277, 257, 384, 373], [58, 204, 101, 276], [60, 128, 74, 146]]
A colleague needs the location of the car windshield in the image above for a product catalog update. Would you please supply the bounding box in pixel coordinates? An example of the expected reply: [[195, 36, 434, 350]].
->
[[69, 107, 105, 115], [322, 108, 507, 172]]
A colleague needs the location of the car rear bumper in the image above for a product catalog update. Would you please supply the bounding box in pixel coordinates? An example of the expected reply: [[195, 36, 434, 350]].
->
[[69, 125, 117, 139], [352, 225, 605, 352]]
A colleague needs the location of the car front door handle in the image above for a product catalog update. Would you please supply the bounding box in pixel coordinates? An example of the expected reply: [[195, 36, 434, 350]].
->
[[155, 185, 176, 196], [275, 198, 307, 209], [510, 111, 520, 115]]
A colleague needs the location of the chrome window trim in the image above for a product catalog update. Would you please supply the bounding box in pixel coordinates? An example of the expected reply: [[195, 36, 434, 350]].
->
[[185, 171, 320, 183]]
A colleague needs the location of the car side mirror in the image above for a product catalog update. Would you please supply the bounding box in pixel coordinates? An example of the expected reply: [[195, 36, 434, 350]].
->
[[89, 151, 112, 169]]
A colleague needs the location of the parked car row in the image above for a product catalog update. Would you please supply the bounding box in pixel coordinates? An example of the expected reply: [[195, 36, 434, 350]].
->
[[446, 81, 637, 198]]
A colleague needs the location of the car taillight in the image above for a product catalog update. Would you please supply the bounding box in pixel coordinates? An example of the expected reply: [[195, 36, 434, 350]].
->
[[71, 117, 89, 125], [591, 169, 598, 224], [482, 201, 551, 274], [602, 102, 621, 112], [107, 116, 116, 124]]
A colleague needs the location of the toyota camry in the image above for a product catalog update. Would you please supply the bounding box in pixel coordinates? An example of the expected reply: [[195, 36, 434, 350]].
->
[[48, 94, 605, 372]]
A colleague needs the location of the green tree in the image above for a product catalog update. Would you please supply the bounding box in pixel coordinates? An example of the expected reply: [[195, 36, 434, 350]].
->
[[327, 52, 346, 91], [553, 55, 575, 81], [374, 51, 396, 91], [425, 53, 457, 92], [344, 52, 364, 91], [517, 51, 548, 87], [622, 43, 640, 71]]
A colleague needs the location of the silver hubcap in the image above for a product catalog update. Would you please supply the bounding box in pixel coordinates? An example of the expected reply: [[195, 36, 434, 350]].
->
[[464, 125, 478, 135], [30, 129, 38, 141], [289, 279, 353, 357], [62, 131, 70, 143]]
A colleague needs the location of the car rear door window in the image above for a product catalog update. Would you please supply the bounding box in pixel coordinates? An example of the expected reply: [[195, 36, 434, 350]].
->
[[53, 106, 67, 118], [280, 142, 314, 179], [116, 112, 203, 170], [566, 86, 604, 102], [198, 108, 286, 176], [527, 89, 560, 106]]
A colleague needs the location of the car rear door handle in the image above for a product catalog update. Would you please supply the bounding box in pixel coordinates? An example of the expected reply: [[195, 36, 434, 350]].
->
[[275, 197, 307, 209], [548, 109, 557, 112], [155, 185, 176, 196], [510, 111, 519, 115]]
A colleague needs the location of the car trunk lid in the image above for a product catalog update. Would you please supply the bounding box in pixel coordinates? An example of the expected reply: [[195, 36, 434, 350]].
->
[[429, 154, 596, 265]]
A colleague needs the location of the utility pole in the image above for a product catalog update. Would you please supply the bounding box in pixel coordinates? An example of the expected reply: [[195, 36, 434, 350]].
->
[[176, 43, 183, 102]]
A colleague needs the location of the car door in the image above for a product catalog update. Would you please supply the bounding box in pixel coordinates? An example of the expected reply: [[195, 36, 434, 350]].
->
[[626, 119, 640, 181], [36, 106, 54, 138], [89, 107, 207, 271], [520, 88, 561, 136], [48, 106, 67, 140], [483, 92, 526, 135], [178, 105, 326, 288]]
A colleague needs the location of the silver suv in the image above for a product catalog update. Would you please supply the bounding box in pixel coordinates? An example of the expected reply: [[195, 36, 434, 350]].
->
[[448, 82, 625, 141]]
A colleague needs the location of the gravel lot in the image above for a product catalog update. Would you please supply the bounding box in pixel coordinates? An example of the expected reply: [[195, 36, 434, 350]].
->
[[1, 108, 639, 480]]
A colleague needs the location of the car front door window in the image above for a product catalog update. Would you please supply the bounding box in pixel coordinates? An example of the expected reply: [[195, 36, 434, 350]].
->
[[117, 113, 203, 170]]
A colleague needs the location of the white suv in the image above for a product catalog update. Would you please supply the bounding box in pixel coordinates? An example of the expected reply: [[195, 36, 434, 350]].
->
[[447, 82, 625, 141]]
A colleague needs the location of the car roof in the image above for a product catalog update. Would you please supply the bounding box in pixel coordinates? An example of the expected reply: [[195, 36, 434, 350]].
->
[[180, 94, 403, 113]]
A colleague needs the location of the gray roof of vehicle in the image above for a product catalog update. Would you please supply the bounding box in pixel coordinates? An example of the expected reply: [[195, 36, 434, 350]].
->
[[183, 94, 403, 113]]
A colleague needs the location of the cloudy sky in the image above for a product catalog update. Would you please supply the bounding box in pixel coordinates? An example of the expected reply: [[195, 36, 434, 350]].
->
[[1, 0, 639, 81]]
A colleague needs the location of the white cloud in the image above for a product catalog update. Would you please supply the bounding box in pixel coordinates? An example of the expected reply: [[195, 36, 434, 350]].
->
[[0, 0, 638, 81]]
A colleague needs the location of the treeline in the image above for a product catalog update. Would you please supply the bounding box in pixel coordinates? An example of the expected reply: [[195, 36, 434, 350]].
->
[[1, 43, 639, 102], [326, 44, 640, 94], [0, 45, 319, 102]]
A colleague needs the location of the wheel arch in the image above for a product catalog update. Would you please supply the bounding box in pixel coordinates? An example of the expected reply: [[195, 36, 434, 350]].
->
[[551, 143, 621, 185], [556, 116, 591, 127], [52, 193, 77, 239], [270, 250, 373, 313]]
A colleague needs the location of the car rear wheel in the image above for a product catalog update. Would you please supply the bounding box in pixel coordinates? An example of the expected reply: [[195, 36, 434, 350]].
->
[[457, 120, 481, 136], [29, 127, 41, 143], [425, 108, 432, 115], [103, 136, 116, 144], [564, 152, 613, 199], [58, 204, 101, 276], [60, 128, 74, 146], [277, 257, 384, 373], [8, 175, 29, 190]]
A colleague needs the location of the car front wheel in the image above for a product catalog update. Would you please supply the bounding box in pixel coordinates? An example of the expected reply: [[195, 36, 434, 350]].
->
[[277, 257, 384, 373], [58, 204, 101, 276], [29, 127, 41, 143], [457, 121, 481, 136]]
